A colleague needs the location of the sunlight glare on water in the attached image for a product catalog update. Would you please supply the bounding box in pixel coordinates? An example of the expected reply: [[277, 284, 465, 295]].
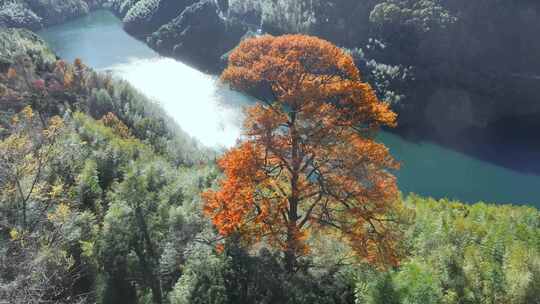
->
[[109, 58, 251, 148]]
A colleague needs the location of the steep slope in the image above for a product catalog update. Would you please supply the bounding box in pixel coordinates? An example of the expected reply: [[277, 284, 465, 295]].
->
[[105, 0, 540, 147], [0, 0, 105, 29]]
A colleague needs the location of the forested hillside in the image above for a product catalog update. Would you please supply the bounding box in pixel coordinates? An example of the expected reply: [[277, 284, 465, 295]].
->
[[3, 0, 540, 154], [0, 27, 214, 303], [0, 0, 105, 29], [103, 0, 540, 167], [0, 27, 539, 304]]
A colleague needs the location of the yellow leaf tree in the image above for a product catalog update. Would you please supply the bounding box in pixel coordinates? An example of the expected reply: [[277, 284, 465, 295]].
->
[[0, 106, 64, 230]]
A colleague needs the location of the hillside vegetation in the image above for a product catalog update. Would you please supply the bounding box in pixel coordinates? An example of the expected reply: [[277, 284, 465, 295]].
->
[[106, 0, 540, 155], [3, 0, 539, 148], [0, 27, 538, 304], [0, 0, 105, 29]]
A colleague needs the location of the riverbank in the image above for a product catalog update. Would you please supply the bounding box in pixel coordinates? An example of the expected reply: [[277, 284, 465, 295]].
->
[[1, 14, 539, 304], [3, 6, 540, 203], [4, 1, 540, 161], [0, 0, 106, 29], [34, 10, 540, 206], [108, 1, 540, 176]]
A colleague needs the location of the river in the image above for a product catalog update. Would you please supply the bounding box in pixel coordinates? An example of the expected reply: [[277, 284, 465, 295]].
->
[[38, 10, 540, 206]]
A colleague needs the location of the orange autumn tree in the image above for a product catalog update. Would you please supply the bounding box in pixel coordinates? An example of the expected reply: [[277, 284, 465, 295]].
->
[[203, 34, 401, 272]]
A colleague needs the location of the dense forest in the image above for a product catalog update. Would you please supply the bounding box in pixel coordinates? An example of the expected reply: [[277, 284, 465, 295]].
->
[[1, 1, 539, 304], [0, 0, 104, 28], [111, 0, 540, 158], [3, 0, 539, 172]]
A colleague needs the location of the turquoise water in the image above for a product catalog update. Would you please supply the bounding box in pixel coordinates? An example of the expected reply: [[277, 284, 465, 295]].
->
[[39, 10, 540, 206], [39, 10, 157, 68], [380, 132, 540, 204]]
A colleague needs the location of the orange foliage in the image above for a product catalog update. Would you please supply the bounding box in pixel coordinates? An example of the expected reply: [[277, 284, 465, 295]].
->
[[74, 58, 83, 68], [99, 112, 131, 138], [53, 59, 86, 89], [204, 35, 401, 270], [7, 67, 17, 79]]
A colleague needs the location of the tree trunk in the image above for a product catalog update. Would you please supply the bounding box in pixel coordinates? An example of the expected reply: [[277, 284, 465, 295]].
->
[[150, 279, 163, 304], [22, 200, 26, 229], [134, 243, 163, 304], [285, 223, 297, 273], [285, 113, 300, 273], [135, 205, 163, 304]]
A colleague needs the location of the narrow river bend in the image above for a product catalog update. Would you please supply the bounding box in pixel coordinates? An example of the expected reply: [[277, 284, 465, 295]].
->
[[39, 10, 540, 206]]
